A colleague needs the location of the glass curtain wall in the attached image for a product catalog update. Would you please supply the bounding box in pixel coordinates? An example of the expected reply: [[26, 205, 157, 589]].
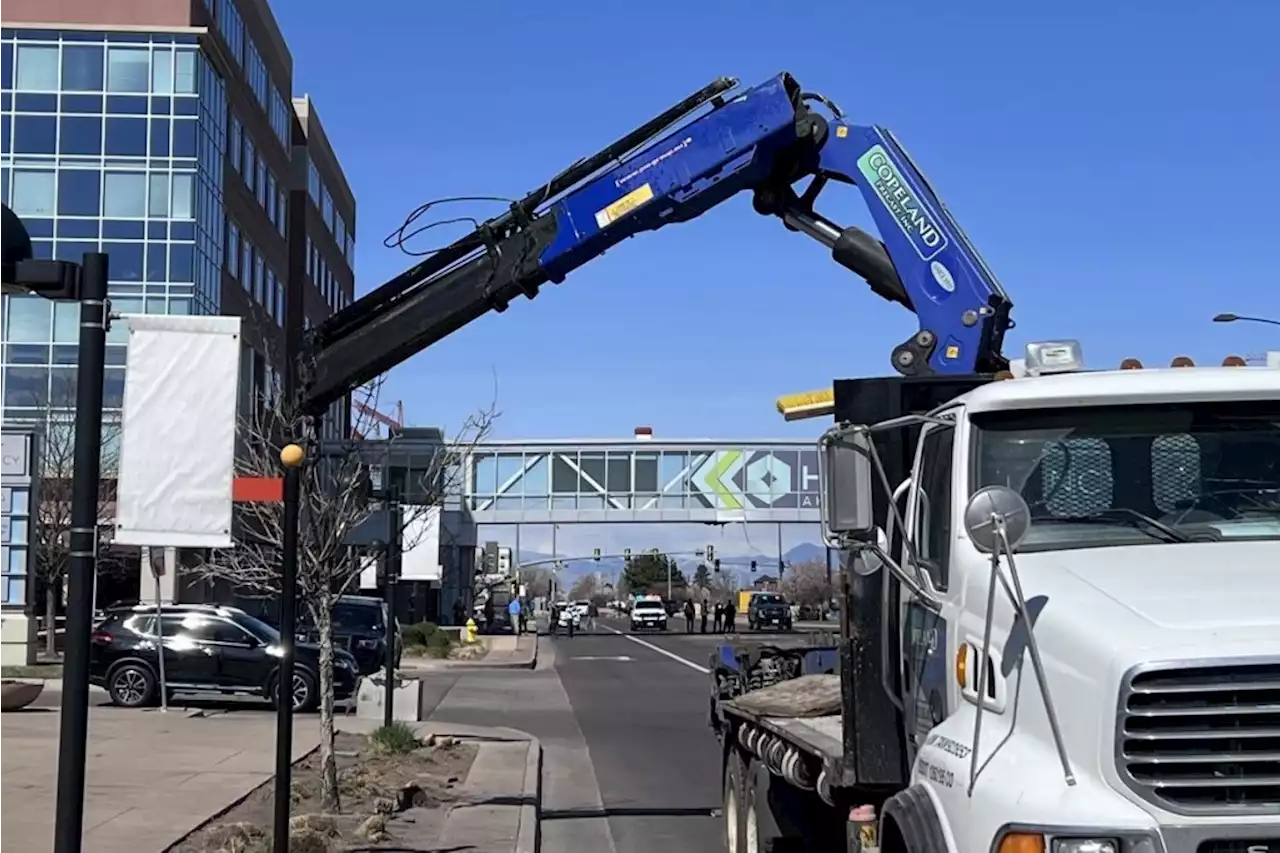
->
[[1, 29, 226, 426]]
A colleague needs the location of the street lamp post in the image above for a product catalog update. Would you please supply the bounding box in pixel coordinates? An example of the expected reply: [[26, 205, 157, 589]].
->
[[5, 205, 111, 853], [1213, 313, 1280, 328]]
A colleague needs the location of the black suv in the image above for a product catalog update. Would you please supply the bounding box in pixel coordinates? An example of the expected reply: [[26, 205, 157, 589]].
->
[[89, 604, 359, 711], [747, 593, 793, 631], [295, 595, 402, 676]]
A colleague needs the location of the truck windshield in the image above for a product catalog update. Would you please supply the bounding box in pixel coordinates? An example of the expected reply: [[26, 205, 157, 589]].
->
[[971, 399, 1280, 552]]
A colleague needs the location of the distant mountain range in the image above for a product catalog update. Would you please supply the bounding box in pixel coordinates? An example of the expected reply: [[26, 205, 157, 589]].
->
[[514, 541, 829, 583]]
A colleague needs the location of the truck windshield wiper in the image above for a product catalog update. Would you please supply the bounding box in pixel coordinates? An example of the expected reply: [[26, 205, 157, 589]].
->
[[1037, 507, 1193, 543]]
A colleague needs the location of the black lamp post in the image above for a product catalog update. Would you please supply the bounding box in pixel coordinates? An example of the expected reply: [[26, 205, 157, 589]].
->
[[1213, 313, 1280, 328], [3, 204, 110, 853]]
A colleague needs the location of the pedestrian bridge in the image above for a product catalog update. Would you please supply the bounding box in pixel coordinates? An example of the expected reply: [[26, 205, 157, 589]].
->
[[463, 438, 822, 526]]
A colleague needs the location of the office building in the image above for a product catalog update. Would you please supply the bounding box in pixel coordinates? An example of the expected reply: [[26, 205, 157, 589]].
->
[[0, 0, 356, 651]]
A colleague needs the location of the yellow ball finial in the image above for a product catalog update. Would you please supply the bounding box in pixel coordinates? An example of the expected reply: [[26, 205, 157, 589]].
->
[[280, 443, 306, 468]]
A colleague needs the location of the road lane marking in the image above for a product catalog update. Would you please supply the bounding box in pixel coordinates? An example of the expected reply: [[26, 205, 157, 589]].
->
[[604, 626, 710, 673], [571, 655, 634, 661]]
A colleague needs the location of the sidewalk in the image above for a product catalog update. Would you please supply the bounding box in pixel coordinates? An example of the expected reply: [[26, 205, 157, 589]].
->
[[1, 704, 319, 853], [403, 632, 538, 674], [338, 717, 541, 853]]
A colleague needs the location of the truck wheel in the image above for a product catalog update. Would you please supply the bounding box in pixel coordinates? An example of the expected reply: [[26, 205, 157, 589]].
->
[[724, 748, 747, 853], [745, 757, 832, 851], [881, 786, 948, 852]]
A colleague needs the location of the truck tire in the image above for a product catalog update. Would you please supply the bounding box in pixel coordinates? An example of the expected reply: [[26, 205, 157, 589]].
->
[[743, 757, 817, 852], [724, 747, 747, 853], [881, 786, 948, 853]]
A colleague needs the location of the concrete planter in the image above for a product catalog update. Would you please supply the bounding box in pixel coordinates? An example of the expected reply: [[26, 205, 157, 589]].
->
[[1, 679, 44, 711]]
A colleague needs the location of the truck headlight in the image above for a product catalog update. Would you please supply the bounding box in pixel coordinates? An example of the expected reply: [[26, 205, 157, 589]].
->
[[1052, 841, 1118, 853]]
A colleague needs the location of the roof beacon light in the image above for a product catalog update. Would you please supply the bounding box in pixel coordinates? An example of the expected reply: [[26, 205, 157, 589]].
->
[[1023, 340, 1084, 376]]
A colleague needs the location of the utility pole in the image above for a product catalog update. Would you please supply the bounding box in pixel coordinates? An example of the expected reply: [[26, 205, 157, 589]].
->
[[776, 522, 785, 580], [273, 121, 311, 853]]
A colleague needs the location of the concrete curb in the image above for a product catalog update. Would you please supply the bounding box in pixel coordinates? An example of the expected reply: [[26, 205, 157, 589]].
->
[[408, 722, 543, 853], [518, 724, 542, 853]]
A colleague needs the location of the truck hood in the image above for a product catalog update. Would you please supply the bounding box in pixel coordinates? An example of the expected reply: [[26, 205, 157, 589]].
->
[[1015, 539, 1280, 649]]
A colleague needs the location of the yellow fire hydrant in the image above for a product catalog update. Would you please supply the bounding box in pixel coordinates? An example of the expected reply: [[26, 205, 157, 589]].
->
[[464, 618, 478, 644]]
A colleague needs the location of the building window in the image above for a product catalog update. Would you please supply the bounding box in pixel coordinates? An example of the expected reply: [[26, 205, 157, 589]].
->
[[321, 187, 334, 233], [15, 45, 59, 90], [243, 137, 255, 192], [10, 169, 56, 216], [254, 253, 264, 303], [241, 239, 253, 292], [218, 0, 245, 66], [265, 171, 277, 224], [229, 115, 242, 172], [256, 159, 266, 207], [307, 161, 321, 204], [103, 172, 147, 218], [105, 47, 150, 93], [61, 45, 104, 91], [226, 221, 240, 278], [276, 188, 286, 237]]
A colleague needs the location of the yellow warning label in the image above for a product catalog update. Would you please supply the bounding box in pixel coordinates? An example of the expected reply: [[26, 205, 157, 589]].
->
[[836, 125, 849, 138], [595, 183, 655, 229], [858, 823, 878, 847], [945, 344, 960, 359]]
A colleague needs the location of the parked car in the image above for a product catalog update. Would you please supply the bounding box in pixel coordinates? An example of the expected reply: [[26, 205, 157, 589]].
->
[[296, 595, 401, 677], [89, 603, 358, 712]]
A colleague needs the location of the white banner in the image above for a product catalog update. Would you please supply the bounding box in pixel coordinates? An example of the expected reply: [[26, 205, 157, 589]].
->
[[400, 505, 441, 582], [114, 315, 240, 548]]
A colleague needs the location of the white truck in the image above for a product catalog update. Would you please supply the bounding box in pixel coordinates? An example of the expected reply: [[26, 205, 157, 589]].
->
[[711, 340, 1280, 853]]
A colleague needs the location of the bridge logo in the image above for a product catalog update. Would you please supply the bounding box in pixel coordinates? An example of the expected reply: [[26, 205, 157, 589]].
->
[[688, 450, 820, 510]]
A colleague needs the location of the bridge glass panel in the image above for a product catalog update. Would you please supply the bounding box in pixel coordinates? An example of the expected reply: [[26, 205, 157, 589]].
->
[[461, 443, 822, 521]]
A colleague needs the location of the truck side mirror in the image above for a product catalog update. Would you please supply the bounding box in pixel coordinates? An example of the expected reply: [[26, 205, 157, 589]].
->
[[852, 526, 890, 576], [819, 430, 874, 540], [963, 486, 1032, 553]]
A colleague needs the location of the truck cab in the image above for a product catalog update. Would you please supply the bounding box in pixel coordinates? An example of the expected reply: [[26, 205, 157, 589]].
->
[[822, 342, 1280, 851]]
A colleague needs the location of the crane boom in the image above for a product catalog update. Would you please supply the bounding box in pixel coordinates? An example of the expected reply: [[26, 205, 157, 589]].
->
[[300, 73, 1013, 412]]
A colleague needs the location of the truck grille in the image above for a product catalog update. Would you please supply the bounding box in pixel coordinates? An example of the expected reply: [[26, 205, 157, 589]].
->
[[1118, 660, 1280, 814]]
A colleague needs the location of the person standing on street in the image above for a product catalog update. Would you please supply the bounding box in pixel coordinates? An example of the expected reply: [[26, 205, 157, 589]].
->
[[508, 596, 522, 634], [585, 600, 598, 633], [700, 597, 710, 634], [713, 601, 724, 633], [683, 599, 695, 633], [724, 599, 737, 633]]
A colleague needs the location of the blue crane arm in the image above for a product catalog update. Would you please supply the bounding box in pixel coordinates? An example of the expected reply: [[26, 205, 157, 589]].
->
[[302, 73, 1013, 412]]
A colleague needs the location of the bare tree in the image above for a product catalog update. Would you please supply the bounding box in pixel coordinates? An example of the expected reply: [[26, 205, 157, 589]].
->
[[190, 378, 497, 812], [27, 402, 123, 658], [568, 573, 599, 602], [519, 566, 553, 600], [780, 559, 833, 607]]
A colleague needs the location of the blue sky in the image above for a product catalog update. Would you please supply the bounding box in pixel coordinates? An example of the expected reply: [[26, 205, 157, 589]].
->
[[277, 0, 1279, 443]]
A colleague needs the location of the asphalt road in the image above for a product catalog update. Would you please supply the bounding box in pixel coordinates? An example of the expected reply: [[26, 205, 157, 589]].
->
[[416, 614, 821, 853]]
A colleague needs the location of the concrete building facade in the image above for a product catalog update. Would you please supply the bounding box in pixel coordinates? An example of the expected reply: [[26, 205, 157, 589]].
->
[[0, 0, 356, 654]]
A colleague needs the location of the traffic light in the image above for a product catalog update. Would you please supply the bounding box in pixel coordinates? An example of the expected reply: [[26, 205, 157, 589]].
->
[[750, 559, 757, 572], [593, 548, 600, 561], [714, 558, 721, 573], [706, 544, 715, 562], [624, 548, 632, 566]]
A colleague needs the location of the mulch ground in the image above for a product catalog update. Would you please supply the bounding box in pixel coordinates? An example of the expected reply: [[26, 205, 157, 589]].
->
[[173, 730, 478, 852]]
